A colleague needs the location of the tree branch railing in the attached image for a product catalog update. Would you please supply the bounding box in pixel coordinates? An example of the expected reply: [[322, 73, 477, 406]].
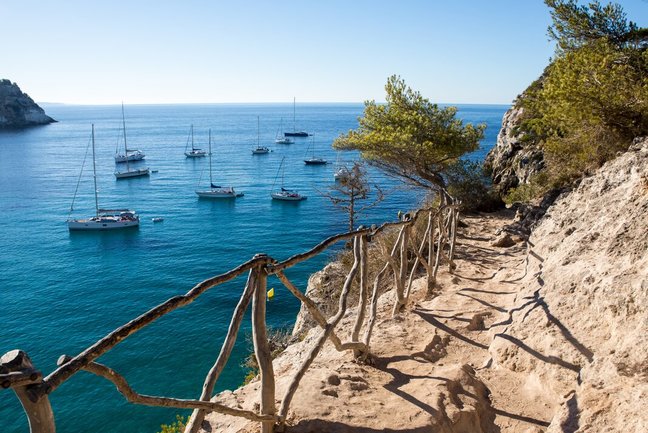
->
[[1, 204, 460, 433]]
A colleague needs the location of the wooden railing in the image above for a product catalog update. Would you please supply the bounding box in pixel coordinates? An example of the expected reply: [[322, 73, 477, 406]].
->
[[1, 203, 460, 433]]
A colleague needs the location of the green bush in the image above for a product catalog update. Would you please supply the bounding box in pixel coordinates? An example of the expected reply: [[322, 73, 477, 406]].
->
[[446, 160, 503, 212], [157, 414, 188, 433]]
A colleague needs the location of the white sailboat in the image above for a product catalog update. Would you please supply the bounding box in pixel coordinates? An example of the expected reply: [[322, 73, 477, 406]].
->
[[114, 104, 150, 179], [271, 157, 306, 201], [184, 124, 207, 157], [334, 152, 351, 181], [114, 103, 145, 162], [252, 116, 270, 154], [304, 135, 327, 165], [196, 129, 243, 199], [275, 118, 293, 144], [68, 125, 140, 231]]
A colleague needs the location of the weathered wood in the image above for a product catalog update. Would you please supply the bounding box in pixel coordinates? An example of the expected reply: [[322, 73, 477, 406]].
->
[[251, 261, 276, 433], [392, 224, 410, 316], [448, 207, 459, 272], [1, 369, 42, 389], [275, 272, 350, 351], [1, 350, 55, 433], [427, 210, 436, 293], [405, 218, 434, 300], [42, 256, 269, 396], [270, 208, 426, 273], [362, 262, 390, 355], [278, 237, 361, 425], [351, 234, 369, 357], [55, 355, 276, 423], [185, 270, 257, 433]]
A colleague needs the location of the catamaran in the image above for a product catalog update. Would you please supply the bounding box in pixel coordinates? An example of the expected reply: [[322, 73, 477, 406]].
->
[[196, 129, 243, 199], [68, 125, 140, 231]]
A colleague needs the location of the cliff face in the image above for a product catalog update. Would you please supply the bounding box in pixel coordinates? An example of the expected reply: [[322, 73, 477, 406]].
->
[[0, 79, 55, 128], [490, 137, 648, 433], [484, 104, 544, 195]]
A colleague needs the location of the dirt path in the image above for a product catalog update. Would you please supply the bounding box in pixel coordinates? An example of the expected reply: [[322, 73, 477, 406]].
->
[[205, 210, 554, 433]]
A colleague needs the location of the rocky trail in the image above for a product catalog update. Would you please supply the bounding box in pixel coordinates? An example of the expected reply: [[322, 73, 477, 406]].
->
[[205, 210, 552, 433]]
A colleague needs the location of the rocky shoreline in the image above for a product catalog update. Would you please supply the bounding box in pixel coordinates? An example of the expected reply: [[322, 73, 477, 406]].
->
[[0, 79, 55, 129]]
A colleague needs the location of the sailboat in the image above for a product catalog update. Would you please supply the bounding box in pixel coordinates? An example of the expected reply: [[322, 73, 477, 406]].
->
[[114, 103, 145, 162], [114, 103, 150, 179], [275, 118, 293, 144], [68, 125, 140, 231], [334, 152, 351, 181], [271, 157, 306, 201], [284, 97, 309, 137], [251, 116, 270, 154], [304, 135, 327, 165], [184, 124, 207, 157], [196, 129, 243, 199]]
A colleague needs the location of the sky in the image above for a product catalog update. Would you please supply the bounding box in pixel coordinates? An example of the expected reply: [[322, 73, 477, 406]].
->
[[2, 0, 647, 105]]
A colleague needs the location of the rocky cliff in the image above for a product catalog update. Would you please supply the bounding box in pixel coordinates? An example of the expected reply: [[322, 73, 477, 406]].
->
[[0, 79, 55, 128], [201, 139, 647, 433], [484, 104, 544, 195]]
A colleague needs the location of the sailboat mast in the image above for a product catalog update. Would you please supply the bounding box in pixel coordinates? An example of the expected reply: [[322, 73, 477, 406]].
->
[[293, 97, 296, 133], [191, 124, 194, 151], [257, 116, 260, 146], [121, 102, 128, 152], [208, 129, 213, 186], [91, 124, 99, 217]]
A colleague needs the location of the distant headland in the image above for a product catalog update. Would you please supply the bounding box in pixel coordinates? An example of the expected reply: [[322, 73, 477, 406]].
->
[[0, 79, 56, 129]]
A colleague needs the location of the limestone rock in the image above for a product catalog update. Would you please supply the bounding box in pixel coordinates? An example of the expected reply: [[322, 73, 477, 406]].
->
[[484, 104, 544, 195], [0, 79, 55, 128]]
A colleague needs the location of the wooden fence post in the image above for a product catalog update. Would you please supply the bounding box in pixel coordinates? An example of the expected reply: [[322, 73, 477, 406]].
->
[[351, 233, 369, 357], [1, 350, 55, 433], [185, 270, 258, 433], [251, 256, 276, 433]]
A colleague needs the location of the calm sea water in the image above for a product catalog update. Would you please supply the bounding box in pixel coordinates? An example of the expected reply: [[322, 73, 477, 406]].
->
[[0, 103, 507, 433]]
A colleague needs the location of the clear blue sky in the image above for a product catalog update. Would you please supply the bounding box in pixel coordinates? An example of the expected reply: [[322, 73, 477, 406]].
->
[[2, 0, 647, 105]]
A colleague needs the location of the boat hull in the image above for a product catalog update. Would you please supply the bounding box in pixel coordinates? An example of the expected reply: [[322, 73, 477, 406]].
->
[[185, 151, 207, 158], [115, 168, 150, 179], [284, 132, 309, 137], [252, 148, 270, 154], [68, 215, 140, 231], [271, 192, 306, 201], [304, 159, 327, 165], [196, 189, 243, 199]]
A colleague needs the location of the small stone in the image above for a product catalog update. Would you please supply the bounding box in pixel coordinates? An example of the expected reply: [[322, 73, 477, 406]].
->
[[327, 374, 341, 386], [491, 233, 516, 247], [322, 388, 338, 397], [349, 382, 369, 391]]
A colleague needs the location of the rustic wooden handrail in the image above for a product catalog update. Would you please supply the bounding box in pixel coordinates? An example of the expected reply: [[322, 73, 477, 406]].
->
[[2, 204, 461, 433]]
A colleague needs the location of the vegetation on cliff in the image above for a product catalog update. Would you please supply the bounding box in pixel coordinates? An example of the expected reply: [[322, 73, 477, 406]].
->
[[505, 0, 648, 199]]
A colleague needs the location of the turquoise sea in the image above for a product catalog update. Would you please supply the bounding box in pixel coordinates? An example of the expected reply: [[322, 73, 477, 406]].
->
[[0, 103, 507, 433]]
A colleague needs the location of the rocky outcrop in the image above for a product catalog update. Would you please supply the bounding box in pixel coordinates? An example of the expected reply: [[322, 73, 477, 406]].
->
[[484, 104, 544, 195], [489, 137, 648, 432], [0, 79, 55, 128]]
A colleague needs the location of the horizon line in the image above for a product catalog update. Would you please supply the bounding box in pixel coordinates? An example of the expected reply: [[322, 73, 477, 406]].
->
[[38, 101, 514, 107]]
